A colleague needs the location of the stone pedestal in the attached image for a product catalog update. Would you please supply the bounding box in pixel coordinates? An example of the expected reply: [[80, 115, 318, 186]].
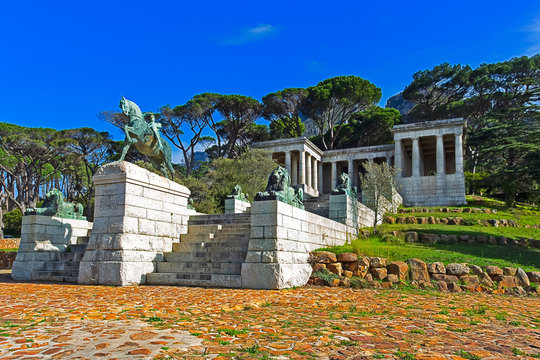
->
[[224, 198, 251, 214], [12, 215, 92, 280], [78, 161, 190, 286], [329, 194, 376, 229], [242, 200, 353, 289]]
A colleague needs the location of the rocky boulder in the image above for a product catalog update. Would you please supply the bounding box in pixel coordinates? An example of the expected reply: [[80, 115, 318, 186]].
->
[[310, 251, 337, 264], [427, 262, 445, 274], [446, 263, 470, 276], [406, 258, 430, 282]]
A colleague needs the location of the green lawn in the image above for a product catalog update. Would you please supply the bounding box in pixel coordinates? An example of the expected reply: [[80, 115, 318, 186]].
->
[[318, 236, 540, 272]]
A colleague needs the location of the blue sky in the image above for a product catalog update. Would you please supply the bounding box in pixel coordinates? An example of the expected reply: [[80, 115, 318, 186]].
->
[[1, 0, 539, 144]]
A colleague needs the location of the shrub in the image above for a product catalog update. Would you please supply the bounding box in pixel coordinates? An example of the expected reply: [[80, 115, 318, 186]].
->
[[3, 209, 22, 236], [381, 234, 404, 245], [312, 269, 339, 285]]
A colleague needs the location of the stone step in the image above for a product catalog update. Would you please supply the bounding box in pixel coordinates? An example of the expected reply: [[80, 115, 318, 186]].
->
[[188, 214, 251, 226], [146, 273, 241, 288], [41, 261, 81, 271], [172, 241, 249, 252], [187, 224, 222, 234], [156, 261, 242, 274], [164, 250, 247, 263], [70, 244, 87, 253], [57, 252, 85, 261], [32, 271, 79, 283]]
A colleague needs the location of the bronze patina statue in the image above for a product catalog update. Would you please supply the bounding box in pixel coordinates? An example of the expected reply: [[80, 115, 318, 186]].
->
[[25, 189, 85, 220], [255, 166, 303, 209], [118, 97, 175, 179], [331, 173, 357, 198], [227, 184, 249, 202]]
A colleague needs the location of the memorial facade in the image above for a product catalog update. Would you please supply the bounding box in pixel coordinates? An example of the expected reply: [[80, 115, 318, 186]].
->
[[253, 118, 467, 206]]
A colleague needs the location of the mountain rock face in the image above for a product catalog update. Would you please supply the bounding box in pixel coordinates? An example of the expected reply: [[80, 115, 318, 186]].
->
[[385, 92, 416, 119]]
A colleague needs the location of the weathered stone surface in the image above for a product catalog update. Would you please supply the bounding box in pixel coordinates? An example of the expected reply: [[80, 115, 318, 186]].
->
[[371, 268, 387, 280], [476, 235, 488, 243], [364, 273, 373, 282], [468, 264, 484, 276], [241, 263, 312, 289], [310, 251, 337, 264], [431, 274, 458, 284], [485, 266, 503, 277], [406, 258, 429, 282], [503, 267, 517, 276], [448, 282, 462, 292], [369, 257, 387, 268], [387, 261, 408, 280], [420, 233, 440, 244], [337, 252, 358, 263], [496, 275, 518, 288], [343, 270, 353, 278], [459, 275, 479, 285], [527, 271, 540, 283], [435, 280, 448, 292], [445, 263, 469, 276], [515, 268, 530, 287], [312, 263, 326, 272], [427, 262, 445, 274], [386, 274, 399, 283], [327, 263, 343, 276], [405, 216, 417, 224], [405, 231, 418, 243], [458, 235, 470, 242], [480, 273, 494, 287]]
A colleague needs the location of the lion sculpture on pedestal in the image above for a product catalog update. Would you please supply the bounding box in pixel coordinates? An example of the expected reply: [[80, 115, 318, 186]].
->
[[255, 166, 303, 208], [24, 189, 85, 219]]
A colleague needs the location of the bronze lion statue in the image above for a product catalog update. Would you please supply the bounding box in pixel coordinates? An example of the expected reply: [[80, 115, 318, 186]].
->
[[331, 173, 357, 197], [25, 189, 85, 219], [255, 166, 303, 208]]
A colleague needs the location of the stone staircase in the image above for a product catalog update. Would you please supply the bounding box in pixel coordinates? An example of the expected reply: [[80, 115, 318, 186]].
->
[[146, 213, 251, 288], [303, 194, 330, 217], [31, 236, 90, 283]]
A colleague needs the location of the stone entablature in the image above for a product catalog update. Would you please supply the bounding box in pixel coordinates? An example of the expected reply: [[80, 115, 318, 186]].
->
[[253, 118, 467, 207]]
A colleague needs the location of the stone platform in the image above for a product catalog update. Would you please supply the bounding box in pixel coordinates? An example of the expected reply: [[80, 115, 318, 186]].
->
[[78, 161, 191, 286]]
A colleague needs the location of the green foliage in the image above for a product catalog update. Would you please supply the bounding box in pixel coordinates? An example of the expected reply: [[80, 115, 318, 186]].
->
[[454, 350, 481, 360], [181, 148, 278, 213], [335, 106, 401, 148], [381, 234, 404, 245], [303, 75, 381, 150], [360, 161, 398, 231], [312, 269, 339, 285], [402, 55, 540, 207], [262, 88, 307, 139], [464, 171, 488, 196], [319, 233, 540, 271], [3, 209, 22, 236]]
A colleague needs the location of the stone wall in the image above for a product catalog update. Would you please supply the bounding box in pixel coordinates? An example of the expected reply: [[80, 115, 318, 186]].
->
[[224, 198, 251, 214], [329, 194, 376, 229], [241, 200, 356, 289], [398, 174, 466, 207], [12, 215, 92, 280], [310, 251, 540, 295], [78, 161, 191, 286], [0, 238, 20, 249]]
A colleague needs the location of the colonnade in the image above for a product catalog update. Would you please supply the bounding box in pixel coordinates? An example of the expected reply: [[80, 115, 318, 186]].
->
[[394, 132, 463, 178], [284, 151, 322, 193]]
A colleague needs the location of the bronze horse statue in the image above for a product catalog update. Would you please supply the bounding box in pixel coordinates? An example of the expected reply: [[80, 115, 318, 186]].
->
[[118, 97, 175, 179]]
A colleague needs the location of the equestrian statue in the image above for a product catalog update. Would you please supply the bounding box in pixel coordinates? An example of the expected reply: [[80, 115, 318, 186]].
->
[[118, 97, 175, 180]]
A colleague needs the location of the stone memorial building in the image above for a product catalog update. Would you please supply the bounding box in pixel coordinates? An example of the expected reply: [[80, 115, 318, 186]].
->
[[253, 118, 466, 206]]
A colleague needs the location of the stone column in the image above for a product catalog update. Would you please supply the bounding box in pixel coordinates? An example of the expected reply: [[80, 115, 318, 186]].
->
[[299, 151, 305, 185], [348, 159, 354, 186], [455, 132, 463, 173], [412, 137, 420, 177], [318, 162, 323, 194], [306, 153, 312, 188], [285, 151, 291, 177], [394, 139, 402, 177], [331, 161, 337, 190], [312, 158, 318, 192], [436, 135, 445, 175], [291, 156, 298, 186]]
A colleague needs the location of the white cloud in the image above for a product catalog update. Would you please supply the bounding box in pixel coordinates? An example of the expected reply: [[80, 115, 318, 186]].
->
[[222, 24, 278, 46]]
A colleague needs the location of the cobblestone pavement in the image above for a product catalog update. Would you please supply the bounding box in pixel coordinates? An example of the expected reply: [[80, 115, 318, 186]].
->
[[0, 276, 538, 359]]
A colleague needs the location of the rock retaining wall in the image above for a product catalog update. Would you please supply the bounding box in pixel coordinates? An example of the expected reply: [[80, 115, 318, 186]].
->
[[395, 231, 540, 249], [0, 251, 16, 269], [309, 251, 540, 295]]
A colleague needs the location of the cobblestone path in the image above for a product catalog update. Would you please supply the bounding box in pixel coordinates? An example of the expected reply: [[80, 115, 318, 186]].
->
[[0, 278, 538, 359]]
